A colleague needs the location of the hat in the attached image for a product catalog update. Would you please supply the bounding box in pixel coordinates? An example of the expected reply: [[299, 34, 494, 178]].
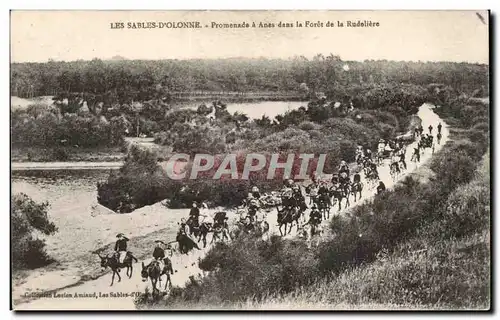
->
[[155, 240, 166, 245], [116, 233, 124, 238]]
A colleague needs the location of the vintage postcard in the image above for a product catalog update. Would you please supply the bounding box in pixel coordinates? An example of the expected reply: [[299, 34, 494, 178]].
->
[[10, 10, 490, 311]]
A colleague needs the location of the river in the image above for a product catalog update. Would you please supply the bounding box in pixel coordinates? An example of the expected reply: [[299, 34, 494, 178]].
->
[[184, 100, 307, 119]]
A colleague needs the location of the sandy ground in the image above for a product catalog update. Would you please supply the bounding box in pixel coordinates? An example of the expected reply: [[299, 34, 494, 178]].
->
[[12, 162, 124, 170], [11, 96, 55, 110], [13, 103, 449, 310]]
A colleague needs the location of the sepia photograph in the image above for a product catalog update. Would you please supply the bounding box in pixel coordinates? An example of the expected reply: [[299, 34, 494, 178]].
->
[[9, 10, 490, 311]]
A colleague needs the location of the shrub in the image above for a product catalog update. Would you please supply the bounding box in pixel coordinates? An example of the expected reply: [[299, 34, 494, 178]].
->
[[166, 236, 320, 305], [298, 121, 318, 131], [52, 147, 69, 161], [11, 193, 57, 269], [97, 145, 173, 212]]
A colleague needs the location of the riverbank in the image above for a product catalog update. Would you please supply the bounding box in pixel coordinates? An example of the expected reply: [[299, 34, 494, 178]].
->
[[11, 146, 124, 163], [11, 137, 164, 165]]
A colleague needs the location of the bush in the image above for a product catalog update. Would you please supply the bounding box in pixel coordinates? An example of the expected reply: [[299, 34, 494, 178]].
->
[[298, 121, 318, 131], [166, 236, 320, 305], [97, 145, 173, 212], [11, 193, 57, 269], [52, 147, 69, 161], [11, 108, 123, 149]]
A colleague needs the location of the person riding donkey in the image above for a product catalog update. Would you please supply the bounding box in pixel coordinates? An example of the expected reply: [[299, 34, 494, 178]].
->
[[338, 161, 350, 188], [411, 145, 421, 163], [331, 173, 339, 186], [376, 181, 386, 195], [292, 184, 307, 213], [306, 180, 319, 206], [306, 203, 323, 234], [377, 139, 386, 156], [355, 145, 364, 164], [246, 193, 261, 222], [251, 185, 261, 200], [317, 180, 331, 206], [398, 147, 407, 170], [281, 180, 295, 209], [437, 132, 442, 145], [339, 160, 350, 176], [176, 218, 200, 254], [364, 148, 373, 161], [144, 240, 172, 274], [187, 202, 200, 232], [114, 233, 129, 264]]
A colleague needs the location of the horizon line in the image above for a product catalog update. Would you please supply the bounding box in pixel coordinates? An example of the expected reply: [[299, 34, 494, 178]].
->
[[10, 55, 489, 65]]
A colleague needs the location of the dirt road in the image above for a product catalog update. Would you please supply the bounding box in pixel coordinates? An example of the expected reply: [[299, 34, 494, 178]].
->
[[14, 103, 448, 310]]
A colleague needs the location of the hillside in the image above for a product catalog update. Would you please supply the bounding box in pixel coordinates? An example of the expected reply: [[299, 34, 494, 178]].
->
[[134, 96, 490, 310]]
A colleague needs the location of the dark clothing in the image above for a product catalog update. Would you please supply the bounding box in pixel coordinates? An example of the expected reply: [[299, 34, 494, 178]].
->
[[309, 210, 322, 225], [400, 158, 407, 170], [376, 183, 386, 194], [437, 124, 442, 134], [282, 197, 294, 208], [153, 247, 165, 260], [339, 165, 349, 174], [318, 186, 329, 195], [114, 238, 129, 251], [244, 222, 255, 233], [189, 207, 200, 218], [252, 191, 261, 199], [292, 189, 302, 198], [179, 223, 188, 235]]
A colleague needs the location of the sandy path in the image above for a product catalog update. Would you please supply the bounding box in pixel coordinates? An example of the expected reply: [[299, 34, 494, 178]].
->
[[14, 103, 448, 310]]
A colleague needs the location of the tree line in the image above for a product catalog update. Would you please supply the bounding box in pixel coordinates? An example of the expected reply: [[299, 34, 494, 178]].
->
[[11, 56, 488, 100]]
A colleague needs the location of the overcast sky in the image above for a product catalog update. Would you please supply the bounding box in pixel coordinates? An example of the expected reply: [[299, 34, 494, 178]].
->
[[10, 10, 489, 64]]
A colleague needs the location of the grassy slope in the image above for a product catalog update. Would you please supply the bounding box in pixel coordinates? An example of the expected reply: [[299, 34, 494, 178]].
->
[[245, 150, 490, 310], [152, 126, 490, 310]]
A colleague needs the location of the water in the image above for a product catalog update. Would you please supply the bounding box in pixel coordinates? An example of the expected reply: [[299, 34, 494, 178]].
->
[[185, 101, 307, 119]]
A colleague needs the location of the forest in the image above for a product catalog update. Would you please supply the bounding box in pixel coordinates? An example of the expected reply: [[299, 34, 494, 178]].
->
[[11, 57, 488, 151], [11, 56, 488, 99]]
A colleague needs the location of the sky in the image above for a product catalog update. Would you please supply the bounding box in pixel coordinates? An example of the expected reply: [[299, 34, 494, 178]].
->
[[10, 10, 489, 64]]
